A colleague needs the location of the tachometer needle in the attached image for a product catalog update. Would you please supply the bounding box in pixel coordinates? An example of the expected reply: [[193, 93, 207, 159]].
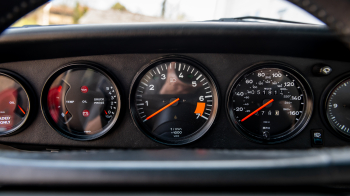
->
[[144, 98, 180, 122], [241, 99, 274, 122]]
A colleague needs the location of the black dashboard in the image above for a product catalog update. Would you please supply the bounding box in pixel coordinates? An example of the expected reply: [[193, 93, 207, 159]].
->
[[3, 0, 350, 192], [0, 23, 350, 150]]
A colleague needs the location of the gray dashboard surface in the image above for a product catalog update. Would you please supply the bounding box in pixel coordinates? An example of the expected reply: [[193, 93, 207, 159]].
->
[[0, 53, 349, 149]]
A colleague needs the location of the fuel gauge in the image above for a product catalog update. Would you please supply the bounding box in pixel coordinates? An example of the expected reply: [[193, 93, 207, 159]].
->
[[0, 70, 35, 136]]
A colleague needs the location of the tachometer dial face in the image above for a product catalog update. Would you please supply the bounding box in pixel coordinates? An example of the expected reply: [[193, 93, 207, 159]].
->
[[41, 62, 122, 141], [0, 71, 34, 136], [130, 56, 219, 145], [227, 62, 313, 144], [325, 77, 350, 137]]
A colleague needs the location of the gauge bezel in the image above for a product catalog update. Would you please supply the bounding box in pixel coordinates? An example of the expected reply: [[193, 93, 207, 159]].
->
[[41, 61, 122, 141], [321, 72, 350, 140], [129, 55, 220, 145], [226, 61, 314, 144], [0, 69, 36, 136]]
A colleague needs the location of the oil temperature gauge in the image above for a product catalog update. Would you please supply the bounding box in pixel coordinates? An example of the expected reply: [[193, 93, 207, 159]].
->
[[41, 62, 122, 140]]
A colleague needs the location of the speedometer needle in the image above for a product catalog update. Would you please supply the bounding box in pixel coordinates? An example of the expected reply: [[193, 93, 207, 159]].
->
[[144, 98, 180, 122], [241, 99, 274, 122]]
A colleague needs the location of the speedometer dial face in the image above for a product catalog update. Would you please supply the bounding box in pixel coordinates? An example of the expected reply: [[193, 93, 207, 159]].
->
[[41, 62, 122, 141], [130, 56, 219, 145], [227, 62, 313, 144], [325, 76, 350, 137]]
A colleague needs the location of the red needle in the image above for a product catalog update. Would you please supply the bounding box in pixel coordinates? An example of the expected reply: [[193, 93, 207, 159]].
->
[[241, 99, 274, 122], [18, 105, 26, 115], [144, 98, 180, 122]]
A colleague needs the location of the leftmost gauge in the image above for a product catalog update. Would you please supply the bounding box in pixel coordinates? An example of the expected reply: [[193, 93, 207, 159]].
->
[[41, 62, 122, 141], [0, 70, 36, 136]]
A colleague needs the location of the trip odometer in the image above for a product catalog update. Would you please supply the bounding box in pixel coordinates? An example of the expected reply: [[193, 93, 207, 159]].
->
[[227, 62, 313, 144], [130, 56, 219, 145]]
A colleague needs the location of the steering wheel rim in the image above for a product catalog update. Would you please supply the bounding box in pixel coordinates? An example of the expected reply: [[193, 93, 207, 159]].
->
[[289, 0, 350, 48], [0, 0, 349, 46]]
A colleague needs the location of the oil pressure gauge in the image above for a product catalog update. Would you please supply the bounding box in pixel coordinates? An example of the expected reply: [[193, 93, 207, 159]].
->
[[226, 62, 313, 144], [41, 62, 122, 141]]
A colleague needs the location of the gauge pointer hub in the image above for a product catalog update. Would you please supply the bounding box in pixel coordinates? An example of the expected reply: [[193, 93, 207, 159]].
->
[[169, 98, 179, 106], [144, 98, 180, 122]]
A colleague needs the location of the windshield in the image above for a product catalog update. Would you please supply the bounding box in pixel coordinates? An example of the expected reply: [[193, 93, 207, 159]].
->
[[12, 0, 324, 27]]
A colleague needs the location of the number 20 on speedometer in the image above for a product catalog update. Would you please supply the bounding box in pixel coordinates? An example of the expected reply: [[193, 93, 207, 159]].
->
[[129, 56, 219, 145]]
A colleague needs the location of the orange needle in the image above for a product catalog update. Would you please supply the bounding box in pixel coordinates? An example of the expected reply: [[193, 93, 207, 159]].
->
[[241, 99, 274, 122], [18, 105, 26, 115], [144, 98, 180, 122]]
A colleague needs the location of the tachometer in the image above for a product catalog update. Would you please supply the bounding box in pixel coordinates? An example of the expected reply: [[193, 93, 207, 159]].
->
[[41, 62, 122, 141], [129, 56, 219, 145], [226, 62, 313, 144]]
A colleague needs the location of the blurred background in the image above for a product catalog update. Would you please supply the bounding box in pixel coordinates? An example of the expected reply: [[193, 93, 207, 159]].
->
[[11, 0, 323, 27]]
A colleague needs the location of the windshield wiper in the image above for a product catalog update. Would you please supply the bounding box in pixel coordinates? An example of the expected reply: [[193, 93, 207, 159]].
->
[[206, 16, 315, 25]]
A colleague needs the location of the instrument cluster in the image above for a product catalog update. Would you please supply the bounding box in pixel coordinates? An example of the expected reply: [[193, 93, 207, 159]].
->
[[0, 55, 349, 146]]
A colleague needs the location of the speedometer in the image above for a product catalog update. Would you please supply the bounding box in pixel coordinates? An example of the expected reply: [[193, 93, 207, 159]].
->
[[129, 56, 219, 145], [226, 62, 313, 144]]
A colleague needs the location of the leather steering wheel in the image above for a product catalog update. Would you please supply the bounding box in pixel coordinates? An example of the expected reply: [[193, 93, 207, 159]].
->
[[0, 0, 349, 46]]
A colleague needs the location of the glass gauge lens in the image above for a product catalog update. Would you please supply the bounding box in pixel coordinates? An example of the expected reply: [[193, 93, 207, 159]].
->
[[41, 63, 121, 140], [227, 62, 313, 144], [130, 57, 219, 145], [0, 72, 31, 136], [325, 77, 350, 137]]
